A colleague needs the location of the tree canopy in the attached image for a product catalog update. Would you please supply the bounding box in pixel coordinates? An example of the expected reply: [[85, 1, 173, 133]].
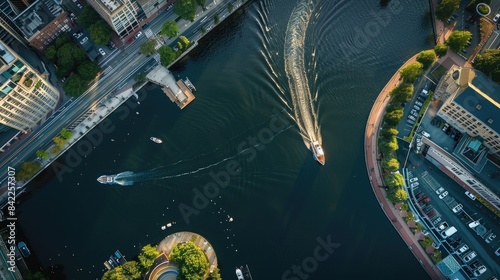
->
[[170, 241, 209, 280], [36, 150, 49, 159], [472, 49, 500, 83], [15, 161, 41, 181], [466, 0, 492, 12], [138, 244, 160, 270], [45, 45, 57, 62], [158, 45, 178, 66], [399, 61, 423, 83], [446, 30, 472, 52], [55, 33, 72, 48], [435, 0, 460, 21], [394, 188, 409, 202], [140, 39, 157, 56], [60, 128, 73, 140], [434, 43, 448, 57], [161, 21, 179, 38], [384, 172, 404, 189], [214, 14, 220, 24], [174, 0, 198, 21], [78, 61, 100, 81], [389, 83, 414, 103], [178, 36, 191, 51], [63, 75, 88, 97], [207, 267, 222, 280], [379, 136, 399, 155], [89, 20, 112, 45], [381, 127, 399, 140], [383, 108, 404, 127], [382, 157, 400, 172], [416, 50, 437, 69], [77, 5, 99, 28]]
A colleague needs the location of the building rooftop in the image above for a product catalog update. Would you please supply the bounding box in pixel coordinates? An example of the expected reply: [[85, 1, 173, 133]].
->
[[13, 0, 62, 40], [436, 255, 461, 276], [452, 68, 500, 133], [97, 0, 123, 13], [0, 42, 15, 64]]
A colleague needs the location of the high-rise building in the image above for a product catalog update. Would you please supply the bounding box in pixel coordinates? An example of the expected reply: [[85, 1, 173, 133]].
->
[[435, 66, 500, 153], [0, 40, 59, 132], [86, 0, 140, 38], [0, 0, 28, 47]]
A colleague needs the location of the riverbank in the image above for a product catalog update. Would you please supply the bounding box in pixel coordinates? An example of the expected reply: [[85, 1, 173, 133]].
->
[[364, 54, 443, 280]]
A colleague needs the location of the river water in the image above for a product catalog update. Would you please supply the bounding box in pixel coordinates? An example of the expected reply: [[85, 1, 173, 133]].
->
[[18, 0, 434, 279]]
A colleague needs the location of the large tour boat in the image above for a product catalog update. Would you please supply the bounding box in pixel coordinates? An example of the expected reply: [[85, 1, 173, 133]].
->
[[311, 141, 325, 165], [150, 137, 162, 144], [97, 174, 116, 184]]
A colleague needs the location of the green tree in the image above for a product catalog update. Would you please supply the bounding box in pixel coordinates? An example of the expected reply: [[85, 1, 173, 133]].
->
[[201, 26, 206, 35], [416, 50, 437, 69], [56, 66, 72, 79], [383, 108, 404, 126], [53, 136, 66, 147], [73, 46, 87, 64], [60, 128, 73, 140], [389, 83, 414, 103], [122, 261, 142, 279], [135, 72, 147, 84], [195, 0, 205, 6], [161, 21, 179, 38], [36, 150, 49, 159], [77, 5, 99, 28], [89, 20, 112, 45], [15, 161, 41, 181], [384, 172, 404, 189], [382, 157, 400, 172], [399, 61, 423, 83], [381, 127, 399, 140], [158, 45, 177, 66], [78, 61, 100, 81], [446, 30, 472, 52], [57, 43, 75, 70], [178, 36, 190, 50], [174, 0, 197, 21], [466, 0, 492, 12], [228, 2, 233, 13], [63, 75, 88, 97], [478, 5, 489, 14], [55, 33, 72, 48], [138, 244, 159, 270], [207, 267, 222, 280], [50, 146, 61, 154], [214, 14, 220, 24], [140, 39, 157, 56], [45, 45, 57, 61], [434, 43, 448, 57], [472, 49, 500, 83], [395, 188, 409, 201], [435, 0, 460, 21], [380, 137, 399, 155], [170, 241, 209, 280], [101, 266, 126, 280]]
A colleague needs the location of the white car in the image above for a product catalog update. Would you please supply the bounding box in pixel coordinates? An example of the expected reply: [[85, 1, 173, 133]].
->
[[465, 191, 476, 200], [473, 265, 487, 277], [410, 182, 419, 188], [457, 244, 469, 254], [493, 14, 500, 23], [436, 187, 445, 195], [439, 191, 448, 199], [409, 177, 418, 183], [452, 204, 463, 213], [99, 48, 106, 56], [463, 251, 477, 262], [80, 37, 88, 44], [77, 3, 83, 9], [135, 31, 142, 38], [485, 233, 496, 244], [437, 222, 448, 231]]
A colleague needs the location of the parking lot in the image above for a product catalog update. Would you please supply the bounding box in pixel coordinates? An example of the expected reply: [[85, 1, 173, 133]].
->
[[401, 151, 500, 279]]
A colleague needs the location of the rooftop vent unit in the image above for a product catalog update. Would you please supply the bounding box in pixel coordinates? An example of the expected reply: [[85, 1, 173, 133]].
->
[[475, 104, 482, 110], [487, 118, 493, 124]]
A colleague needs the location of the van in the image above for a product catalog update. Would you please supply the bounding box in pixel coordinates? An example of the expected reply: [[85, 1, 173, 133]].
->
[[441, 226, 457, 238], [422, 131, 430, 138]]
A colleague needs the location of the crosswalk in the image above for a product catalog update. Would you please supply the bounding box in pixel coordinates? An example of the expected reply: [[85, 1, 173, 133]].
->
[[152, 53, 160, 63], [102, 66, 113, 75], [144, 28, 154, 39]]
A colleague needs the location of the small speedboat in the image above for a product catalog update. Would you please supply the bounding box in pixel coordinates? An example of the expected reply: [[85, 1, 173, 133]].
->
[[150, 137, 162, 144], [236, 268, 244, 280], [311, 141, 325, 165]]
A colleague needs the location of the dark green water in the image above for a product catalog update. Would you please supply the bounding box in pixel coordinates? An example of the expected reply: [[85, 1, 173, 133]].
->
[[19, 0, 434, 279]]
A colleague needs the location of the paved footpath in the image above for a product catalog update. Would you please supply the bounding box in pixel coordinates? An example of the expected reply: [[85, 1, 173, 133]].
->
[[364, 53, 443, 280]]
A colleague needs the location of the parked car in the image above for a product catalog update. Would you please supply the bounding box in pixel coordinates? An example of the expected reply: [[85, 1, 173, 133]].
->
[[436, 187, 445, 195], [439, 191, 448, 199], [413, 105, 421, 111], [493, 14, 500, 23], [437, 222, 448, 231], [452, 204, 463, 213], [99, 48, 106, 56], [80, 37, 88, 44], [485, 233, 496, 244], [468, 220, 480, 228], [415, 101, 423, 107], [422, 131, 430, 138], [407, 119, 415, 125], [442, 123, 449, 132], [408, 115, 416, 121], [465, 191, 476, 200], [457, 244, 469, 254], [473, 266, 487, 277], [410, 177, 418, 183], [410, 182, 419, 188], [463, 251, 477, 262], [495, 247, 500, 256], [135, 31, 142, 38]]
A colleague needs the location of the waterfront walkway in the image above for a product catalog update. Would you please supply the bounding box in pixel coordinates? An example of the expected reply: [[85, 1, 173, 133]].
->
[[364, 53, 443, 280]]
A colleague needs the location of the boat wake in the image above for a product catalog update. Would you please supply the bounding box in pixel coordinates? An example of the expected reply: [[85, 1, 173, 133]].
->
[[284, 0, 321, 146], [111, 169, 164, 186]]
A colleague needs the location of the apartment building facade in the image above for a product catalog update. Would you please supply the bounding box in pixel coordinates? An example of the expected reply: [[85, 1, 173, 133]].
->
[[0, 41, 59, 132], [87, 0, 140, 38]]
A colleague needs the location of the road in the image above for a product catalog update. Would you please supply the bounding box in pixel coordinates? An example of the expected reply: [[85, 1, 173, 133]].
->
[[0, 0, 239, 184]]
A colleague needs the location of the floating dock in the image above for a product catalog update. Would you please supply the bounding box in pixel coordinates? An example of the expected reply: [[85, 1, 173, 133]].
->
[[103, 250, 127, 270], [146, 65, 196, 109]]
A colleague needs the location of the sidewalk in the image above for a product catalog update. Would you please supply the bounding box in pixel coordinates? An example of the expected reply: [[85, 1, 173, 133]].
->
[[364, 53, 443, 280]]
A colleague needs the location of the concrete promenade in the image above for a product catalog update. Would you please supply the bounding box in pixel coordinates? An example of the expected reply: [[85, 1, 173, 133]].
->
[[364, 53, 443, 280]]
